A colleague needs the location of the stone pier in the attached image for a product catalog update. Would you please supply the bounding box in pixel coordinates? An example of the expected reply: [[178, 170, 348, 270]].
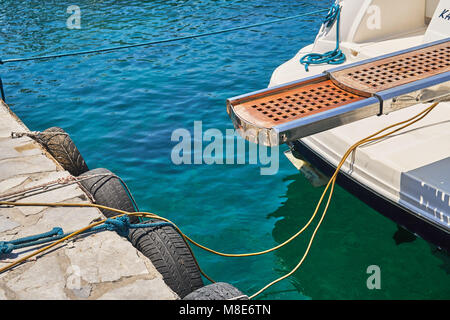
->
[[0, 100, 178, 300]]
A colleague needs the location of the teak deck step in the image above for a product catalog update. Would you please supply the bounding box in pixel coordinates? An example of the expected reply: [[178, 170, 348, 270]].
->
[[234, 79, 364, 128], [331, 41, 450, 96], [227, 37, 450, 146]]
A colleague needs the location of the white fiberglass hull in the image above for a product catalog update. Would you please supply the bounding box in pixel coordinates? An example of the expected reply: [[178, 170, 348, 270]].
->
[[270, 0, 450, 249]]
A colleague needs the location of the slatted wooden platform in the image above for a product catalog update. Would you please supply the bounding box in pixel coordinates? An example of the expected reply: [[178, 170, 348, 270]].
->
[[227, 38, 450, 145]]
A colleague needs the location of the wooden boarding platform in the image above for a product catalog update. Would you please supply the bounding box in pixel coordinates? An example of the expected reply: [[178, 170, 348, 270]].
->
[[227, 38, 450, 146]]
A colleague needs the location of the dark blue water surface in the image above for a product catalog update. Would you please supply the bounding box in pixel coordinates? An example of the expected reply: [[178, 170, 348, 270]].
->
[[1, 0, 448, 299]]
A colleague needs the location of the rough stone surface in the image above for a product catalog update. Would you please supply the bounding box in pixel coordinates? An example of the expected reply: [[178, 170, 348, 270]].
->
[[0, 288, 7, 300], [0, 105, 28, 138], [0, 101, 178, 300], [64, 232, 149, 284], [0, 155, 57, 181], [0, 176, 28, 194], [98, 279, 177, 300], [0, 137, 43, 160], [6, 255, 68, 300], [0, 215, 20, 233]]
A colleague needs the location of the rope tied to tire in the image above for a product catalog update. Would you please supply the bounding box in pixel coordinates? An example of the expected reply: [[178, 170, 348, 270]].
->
[[0, 216, 172, 255], [300, 3, 346, 71], [101, 216, 172, 237], [11, 130, 69, 139]]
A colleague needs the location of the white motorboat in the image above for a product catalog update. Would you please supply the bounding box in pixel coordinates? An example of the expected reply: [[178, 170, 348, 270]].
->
[[227, 0, 450, 250]]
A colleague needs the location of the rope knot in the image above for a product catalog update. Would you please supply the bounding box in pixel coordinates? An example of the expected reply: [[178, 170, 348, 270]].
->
[[323, 3, 340, 27], [299, 3, 345, 71], [0, 242, 14, 255], [51, 227, 64, 236], [57, 176, 76, 184], [104, 216, 130, 237]]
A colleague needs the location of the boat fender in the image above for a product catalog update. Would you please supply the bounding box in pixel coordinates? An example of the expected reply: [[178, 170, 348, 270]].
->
[[128, 220, 204, 298], [37, 126, 89, 176], [79, 168, 139, 223], [183, 282, 248, 300]]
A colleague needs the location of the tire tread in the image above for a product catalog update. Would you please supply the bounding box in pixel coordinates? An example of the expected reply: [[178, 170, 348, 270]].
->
[[129, 222, 203, 298]]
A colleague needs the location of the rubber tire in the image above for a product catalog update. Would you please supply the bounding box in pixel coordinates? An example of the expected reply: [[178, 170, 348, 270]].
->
[[183, 282, 248, 300], [79, 168, 139, 223], [38, 127, 88, 176], [128, 221, 204, 298]]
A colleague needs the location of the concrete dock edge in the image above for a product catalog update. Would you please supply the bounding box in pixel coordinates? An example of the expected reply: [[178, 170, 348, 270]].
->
[[0, 100, 178, 300]]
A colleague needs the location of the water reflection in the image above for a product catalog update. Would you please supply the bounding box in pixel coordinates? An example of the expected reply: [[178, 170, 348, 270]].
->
[[268, 172, 450, 299]]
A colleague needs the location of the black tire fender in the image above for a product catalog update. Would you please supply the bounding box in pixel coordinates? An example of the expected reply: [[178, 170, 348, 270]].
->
[[79, 168, 139, 223], [128, 221, 204, 298], [183, 282, 248, 300], [38, 127, 88, 176]]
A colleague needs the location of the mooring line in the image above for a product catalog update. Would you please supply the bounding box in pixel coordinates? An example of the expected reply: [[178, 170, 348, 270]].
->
[[247, 102, 439, 299], [0, 8, 328, 65], [0, 8, 328, 103], [300, 3, 346, 71], [0, 171, 140, 213]]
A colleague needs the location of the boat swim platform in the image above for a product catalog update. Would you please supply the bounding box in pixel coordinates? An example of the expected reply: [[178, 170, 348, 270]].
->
[[0, 101, 177, 300], [227, 37, 450, 146]]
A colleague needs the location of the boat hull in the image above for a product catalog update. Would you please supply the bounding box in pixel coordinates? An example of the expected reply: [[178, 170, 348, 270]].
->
[[291, 139, 450, 252]]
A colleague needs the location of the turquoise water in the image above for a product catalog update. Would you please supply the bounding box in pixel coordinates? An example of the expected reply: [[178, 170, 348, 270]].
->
[[1, 0, 448, 299]]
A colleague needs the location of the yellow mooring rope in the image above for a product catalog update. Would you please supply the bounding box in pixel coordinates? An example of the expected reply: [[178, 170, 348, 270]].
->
[[0, 102, 440, 299]]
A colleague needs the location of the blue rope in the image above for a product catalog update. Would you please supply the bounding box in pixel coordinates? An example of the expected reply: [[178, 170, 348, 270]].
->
[[0, 227, 64, 254], [0, 216, 172, 255], [0, 8, 328, 65], [300, 3, 346, 71]]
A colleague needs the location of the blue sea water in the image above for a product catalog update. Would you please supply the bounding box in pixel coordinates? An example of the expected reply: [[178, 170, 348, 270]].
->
[[1, 0, 449, 299]]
